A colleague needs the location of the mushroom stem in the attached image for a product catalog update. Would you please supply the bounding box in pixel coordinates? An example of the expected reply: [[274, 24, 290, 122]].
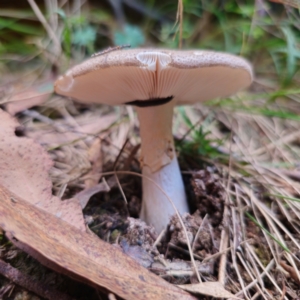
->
[[136, 101, 189, 233]]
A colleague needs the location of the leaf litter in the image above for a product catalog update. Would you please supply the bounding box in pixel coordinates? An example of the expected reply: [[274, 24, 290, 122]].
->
[[0, 84, 298, 300], [1, 79, 300, 300]]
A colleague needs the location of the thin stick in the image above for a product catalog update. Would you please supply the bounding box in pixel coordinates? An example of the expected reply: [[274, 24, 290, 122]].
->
[[176, 0, 183, 48], [0, 258, 74, 300], [91, 45, 131, 57], [219, 124, 234, 286], [192, 214, 208, 251], [237, 252, 269, 300], [153, 228, 166, 248], [114, 173, 128, 204], [27, 0, 61, 55], [113, 139, 130, 204], [218, 212, 229, 286], [247, 245, 288, 300], [168, 243, 202, 260]]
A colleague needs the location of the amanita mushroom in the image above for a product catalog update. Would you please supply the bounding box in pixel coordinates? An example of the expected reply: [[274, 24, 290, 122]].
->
[[54, 48, 253, 233]]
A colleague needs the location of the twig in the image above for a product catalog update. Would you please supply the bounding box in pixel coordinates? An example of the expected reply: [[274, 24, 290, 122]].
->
[[175, 0, 183, 48], [0, 258, 74, 300], [168, 243, 202, 260], [112, 139, 129, 204], [231, 240, 250, 300], [218, 210, 229, 286], [114, 173, 128, 204], [192, 214, 208, 251], [218, 125, 234, 286], [153, 228, 166, 248]]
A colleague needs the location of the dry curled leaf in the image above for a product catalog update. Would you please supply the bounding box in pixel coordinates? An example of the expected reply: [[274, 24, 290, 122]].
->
[[178, 281, 240, 299], [75, 177, 116, 209], [0, 185, 196, 300], [4, 82, 53, 115], [0, 109, 85, 230]]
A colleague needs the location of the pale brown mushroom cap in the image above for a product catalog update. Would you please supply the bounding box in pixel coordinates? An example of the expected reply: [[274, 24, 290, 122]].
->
[[54, 48, 253, 106]]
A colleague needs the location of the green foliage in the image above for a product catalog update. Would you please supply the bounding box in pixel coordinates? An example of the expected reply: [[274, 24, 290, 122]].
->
[[0, 17, 42, 35], [113, 24, 145, 47], [176, 108, 223, 160], [269, 194, 300, 203], [270, 26, 300, 85], [178, 1, 300, 87], [177, 126, 222, 159], [0, 14, 43, 56], [72, 26, 96, 49], [1, 1, 300, 86], [57, 9, 97, 56]]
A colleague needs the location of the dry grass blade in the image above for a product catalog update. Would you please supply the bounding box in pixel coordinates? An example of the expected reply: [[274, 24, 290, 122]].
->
[[246, 246, 288, 299], [192, 214, 208, 251], [236, 252, 268, 299], [230, 240, 250, 300], [27, 0, 61, 56], [234, 259, 276, 299], [218, 192, 230, 287], [210, 106, 300, 296], [84, 137, 103, 188], [173, 0, 183, 48], [26, 110, 117, 191]]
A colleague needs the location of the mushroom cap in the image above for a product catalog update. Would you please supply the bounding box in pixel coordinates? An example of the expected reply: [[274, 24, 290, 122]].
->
[[54, 48, 253, 106]]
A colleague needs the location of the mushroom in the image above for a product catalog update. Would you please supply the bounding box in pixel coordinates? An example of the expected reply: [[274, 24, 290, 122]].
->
[[54, 48, 253, 233]]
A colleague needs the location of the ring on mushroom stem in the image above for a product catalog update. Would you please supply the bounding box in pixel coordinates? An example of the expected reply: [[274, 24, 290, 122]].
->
[[54, 48, 253, 233]]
